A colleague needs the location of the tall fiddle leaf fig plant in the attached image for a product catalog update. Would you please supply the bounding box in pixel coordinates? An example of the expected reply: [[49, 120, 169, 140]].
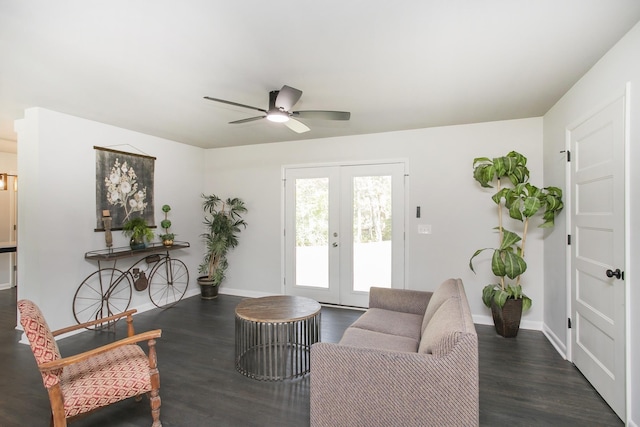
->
[[469, 151, 563, 312]]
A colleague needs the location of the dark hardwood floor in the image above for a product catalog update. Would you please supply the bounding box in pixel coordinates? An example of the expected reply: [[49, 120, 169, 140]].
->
[[0, 287, 621, 426]]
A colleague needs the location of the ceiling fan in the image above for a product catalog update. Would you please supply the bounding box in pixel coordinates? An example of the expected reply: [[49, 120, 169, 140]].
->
[[204, 85, 350, 133]]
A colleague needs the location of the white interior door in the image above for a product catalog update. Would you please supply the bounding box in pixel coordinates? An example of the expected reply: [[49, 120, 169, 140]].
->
[[284, 163, 405, 306], [570, 96, 626, 421]]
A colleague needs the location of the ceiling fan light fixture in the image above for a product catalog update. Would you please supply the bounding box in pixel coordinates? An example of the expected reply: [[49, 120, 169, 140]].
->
[[266, 111, 289, 123]]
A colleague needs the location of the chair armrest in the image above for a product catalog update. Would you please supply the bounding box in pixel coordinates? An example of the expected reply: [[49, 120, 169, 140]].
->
[[310, 340, 478, 426], [38, 329, 162, 372], [52, 309, 138, 336], [368, 287, 432, 315]]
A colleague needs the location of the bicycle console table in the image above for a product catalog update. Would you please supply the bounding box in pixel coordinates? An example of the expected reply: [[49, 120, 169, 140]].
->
[[75, 241, 190, 328]]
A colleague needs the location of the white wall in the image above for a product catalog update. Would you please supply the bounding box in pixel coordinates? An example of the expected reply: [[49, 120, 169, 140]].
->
[[204, 117, 547, 328], [543, 21, 640, 425], [15, 108, 205, 330]]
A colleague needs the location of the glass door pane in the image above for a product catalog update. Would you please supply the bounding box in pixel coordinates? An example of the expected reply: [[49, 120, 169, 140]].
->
[[352, 175, 392, 292], [339, 163, 404, 307], [295, 177, 329, 288], [284, 166, 340, 304]]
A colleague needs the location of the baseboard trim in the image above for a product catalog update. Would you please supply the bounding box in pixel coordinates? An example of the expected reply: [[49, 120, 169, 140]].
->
[[218, 287, 274, 299], [542, 323, 567, 360], [472, 314, 542, 331]]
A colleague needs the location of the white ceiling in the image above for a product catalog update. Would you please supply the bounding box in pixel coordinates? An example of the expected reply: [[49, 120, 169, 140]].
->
[[1, 1, 640, 149]]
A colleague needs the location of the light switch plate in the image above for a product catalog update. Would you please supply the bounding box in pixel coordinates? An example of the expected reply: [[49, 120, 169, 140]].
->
[[418, 224, 431, 234]]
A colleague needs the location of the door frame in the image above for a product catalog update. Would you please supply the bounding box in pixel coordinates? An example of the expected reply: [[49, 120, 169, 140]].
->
[[280, 158, 409, 303], [564, 83, 631, 422]]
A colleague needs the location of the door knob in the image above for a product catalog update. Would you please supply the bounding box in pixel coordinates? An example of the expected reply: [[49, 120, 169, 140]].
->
[[606, 268, 623, 280], [332, 242, 338, 247]]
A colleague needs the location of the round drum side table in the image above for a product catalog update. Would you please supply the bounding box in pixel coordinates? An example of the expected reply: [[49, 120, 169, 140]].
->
[[235, 295, 321, 381]]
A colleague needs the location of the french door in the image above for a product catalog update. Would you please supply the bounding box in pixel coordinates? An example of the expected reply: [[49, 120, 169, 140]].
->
[[284, 162, 405, 307]]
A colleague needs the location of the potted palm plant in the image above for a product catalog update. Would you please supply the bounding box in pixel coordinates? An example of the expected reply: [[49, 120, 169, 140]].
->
[[122, 216, 154, 250], [469, 151, 563, 337], [198, 194, 247, 299]]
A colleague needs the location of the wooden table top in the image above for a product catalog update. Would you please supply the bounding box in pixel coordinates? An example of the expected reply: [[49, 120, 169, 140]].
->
[[235, 296, 321, 323]]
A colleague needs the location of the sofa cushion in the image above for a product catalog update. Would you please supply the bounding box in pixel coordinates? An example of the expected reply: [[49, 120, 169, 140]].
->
[[339, 327, 419, 353], [421, 278, 463, 335], [368, 287, 432, 315], [419, 296, 467, 357], [350, 308, 424, 341]]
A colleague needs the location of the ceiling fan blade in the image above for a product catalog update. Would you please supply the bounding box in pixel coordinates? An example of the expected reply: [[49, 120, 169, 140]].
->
[[275, 85, 303, 111], [204, 96, 267, 114], [284, 118, 310, 133], [229, 116, 265, 124], [292, 110, 351, 121]]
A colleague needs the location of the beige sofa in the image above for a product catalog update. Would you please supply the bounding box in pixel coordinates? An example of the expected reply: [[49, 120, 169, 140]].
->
[[310, 278, 479, 427]]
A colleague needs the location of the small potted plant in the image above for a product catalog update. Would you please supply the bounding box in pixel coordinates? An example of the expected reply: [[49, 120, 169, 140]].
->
[[122, 216, 154, 250], [469, 151, 563, 337], [159, 204, 175, 247], [198, 194, 247, 299]]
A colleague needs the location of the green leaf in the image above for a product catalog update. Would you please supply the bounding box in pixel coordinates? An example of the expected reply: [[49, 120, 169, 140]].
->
[[503, 251, 527, 279], [526, 183, 542, 198], [509, 165, 529, 186], [522, 296, 532, 312], [472, 157, 492, 167], [482, 285, 498, 308], [507, 284, 522, 299], [492, 187, 509, 205], [500, 229, 521, 249], [473, 164, 495, 188], [522, 196, 542, 217], [494, 290, 509, 308], [546, 194, 563, 211], [507, 151, 527, 166], [509, 201, 523, 221], [494, 156, 508, 177], [545, 186, 562, 198], [469, 248, 490, 273], [491, 250, 506, 277]]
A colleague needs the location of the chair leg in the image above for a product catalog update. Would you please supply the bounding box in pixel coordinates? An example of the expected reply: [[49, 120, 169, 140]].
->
[[148, 339, 162, 427], [149, 388, 161, 427], [48, 385, 67, 427]]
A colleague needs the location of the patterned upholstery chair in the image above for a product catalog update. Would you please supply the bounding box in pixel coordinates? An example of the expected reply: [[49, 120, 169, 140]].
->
[[18, 299, 162, 427]]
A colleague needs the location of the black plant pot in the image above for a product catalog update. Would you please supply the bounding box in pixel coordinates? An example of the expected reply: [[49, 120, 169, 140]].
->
[[197, 276, 219, 300], [491, 298, 523, 338], [129, 238, 146, 250]]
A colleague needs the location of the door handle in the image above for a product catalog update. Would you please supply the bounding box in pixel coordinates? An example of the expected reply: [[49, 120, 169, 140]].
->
[[606, 268, 623, 280], [332, 242, 338, 247]]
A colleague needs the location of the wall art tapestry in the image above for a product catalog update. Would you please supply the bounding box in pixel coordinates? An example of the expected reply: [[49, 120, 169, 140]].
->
[[95, 146, 156, 230]]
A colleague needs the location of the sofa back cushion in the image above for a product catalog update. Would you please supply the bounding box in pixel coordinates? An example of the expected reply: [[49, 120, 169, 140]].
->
[[421, 278, 463, 335], [418, 296, 468, 356]]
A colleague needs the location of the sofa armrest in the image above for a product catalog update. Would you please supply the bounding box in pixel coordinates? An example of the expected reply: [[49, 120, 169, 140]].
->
[[310, 339, 479, 427], [368, 287, 431, 315]]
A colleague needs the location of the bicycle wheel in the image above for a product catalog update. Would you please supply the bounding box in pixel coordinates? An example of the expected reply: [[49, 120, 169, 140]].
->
[[148, 258, 189, 308], [73, 268, 132, 329]]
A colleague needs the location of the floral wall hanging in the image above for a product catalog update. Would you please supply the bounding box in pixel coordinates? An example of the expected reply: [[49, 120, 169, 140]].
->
[[94, 146, 156, 230]]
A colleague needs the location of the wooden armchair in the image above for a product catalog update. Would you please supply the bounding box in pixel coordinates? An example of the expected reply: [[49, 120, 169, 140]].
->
[[18, 299, 162, 427]]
